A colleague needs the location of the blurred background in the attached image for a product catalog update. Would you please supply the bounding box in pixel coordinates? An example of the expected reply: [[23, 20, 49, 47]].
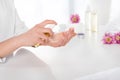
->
[[13, 1, 120, 80], [14, 0, 90, 28], [14, 0, 120, 28]]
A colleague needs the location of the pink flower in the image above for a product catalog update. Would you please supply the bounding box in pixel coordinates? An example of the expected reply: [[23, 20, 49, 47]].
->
[[70, 14, 80, 23], [102, 33, 114, 44], [114, 32, 120, 44]]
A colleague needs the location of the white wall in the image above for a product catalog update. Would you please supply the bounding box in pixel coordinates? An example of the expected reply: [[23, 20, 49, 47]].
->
[[15, 0, 70, 28], [14, 0, 89, 28], [15, 0, 120, 28], [15, 0, 37, 28], [110, 0, 120, 21], [89, 0, 111, 25]]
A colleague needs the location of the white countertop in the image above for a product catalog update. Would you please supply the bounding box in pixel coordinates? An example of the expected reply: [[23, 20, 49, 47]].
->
[[27, 29, 120, 80]]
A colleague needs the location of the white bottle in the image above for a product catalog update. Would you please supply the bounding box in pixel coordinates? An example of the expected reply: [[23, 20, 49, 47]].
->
[[85, 6, 91, 31], [91, 11, 97, 32]]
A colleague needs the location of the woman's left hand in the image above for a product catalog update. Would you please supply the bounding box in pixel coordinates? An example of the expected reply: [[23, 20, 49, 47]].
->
[[47, 28, 76, 47]]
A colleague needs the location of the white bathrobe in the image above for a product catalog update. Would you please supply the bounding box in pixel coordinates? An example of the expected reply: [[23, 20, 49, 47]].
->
[[0, 0, 27, 63], [0, 0, 27, 41], [0, 1, 55, 80]]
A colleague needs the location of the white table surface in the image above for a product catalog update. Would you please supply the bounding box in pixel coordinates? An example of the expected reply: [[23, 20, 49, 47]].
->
[[26, 28, 120, 80]]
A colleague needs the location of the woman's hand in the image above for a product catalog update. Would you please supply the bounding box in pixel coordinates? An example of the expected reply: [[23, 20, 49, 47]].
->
[[47, 28, 76, 47], [18, 20, 57, 46]]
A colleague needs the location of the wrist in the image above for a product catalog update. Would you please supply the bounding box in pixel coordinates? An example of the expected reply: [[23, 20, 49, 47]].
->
[[13, 34, 26, 47]]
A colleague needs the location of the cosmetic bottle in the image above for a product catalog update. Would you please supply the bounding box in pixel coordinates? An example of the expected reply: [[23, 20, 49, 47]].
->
[[91, 11, 98, 32], [85, 6, 91, 31]]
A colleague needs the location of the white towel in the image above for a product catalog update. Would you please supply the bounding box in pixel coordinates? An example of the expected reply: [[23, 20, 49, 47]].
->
[[75, 67, 120, 80]]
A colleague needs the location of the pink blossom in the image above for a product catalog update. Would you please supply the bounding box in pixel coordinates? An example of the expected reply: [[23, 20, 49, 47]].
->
[[114, 32, 120, 44], [102, 33, 114, 44], [70, 14, 80, 23]]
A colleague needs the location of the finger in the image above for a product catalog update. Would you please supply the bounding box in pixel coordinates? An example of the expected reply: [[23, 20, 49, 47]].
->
[[69, 28, 76, 36], [42, 28, 54, 37], [60, 32, 68, 46], [68, 31, 75, 39], [69, 27, 76, 34], [63, 32, 69, 40], [67, 33, 76, 42], [38, 33, 49, 43], [37, 20, 57, 28], [37, 28, 54, 37], [63, 30, 75, 44], [38, 38, 47, 45], [32, 39, 44, 47]]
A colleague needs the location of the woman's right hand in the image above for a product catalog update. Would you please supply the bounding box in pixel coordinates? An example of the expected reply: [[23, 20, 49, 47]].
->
[[17, 20, 57, 47]]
